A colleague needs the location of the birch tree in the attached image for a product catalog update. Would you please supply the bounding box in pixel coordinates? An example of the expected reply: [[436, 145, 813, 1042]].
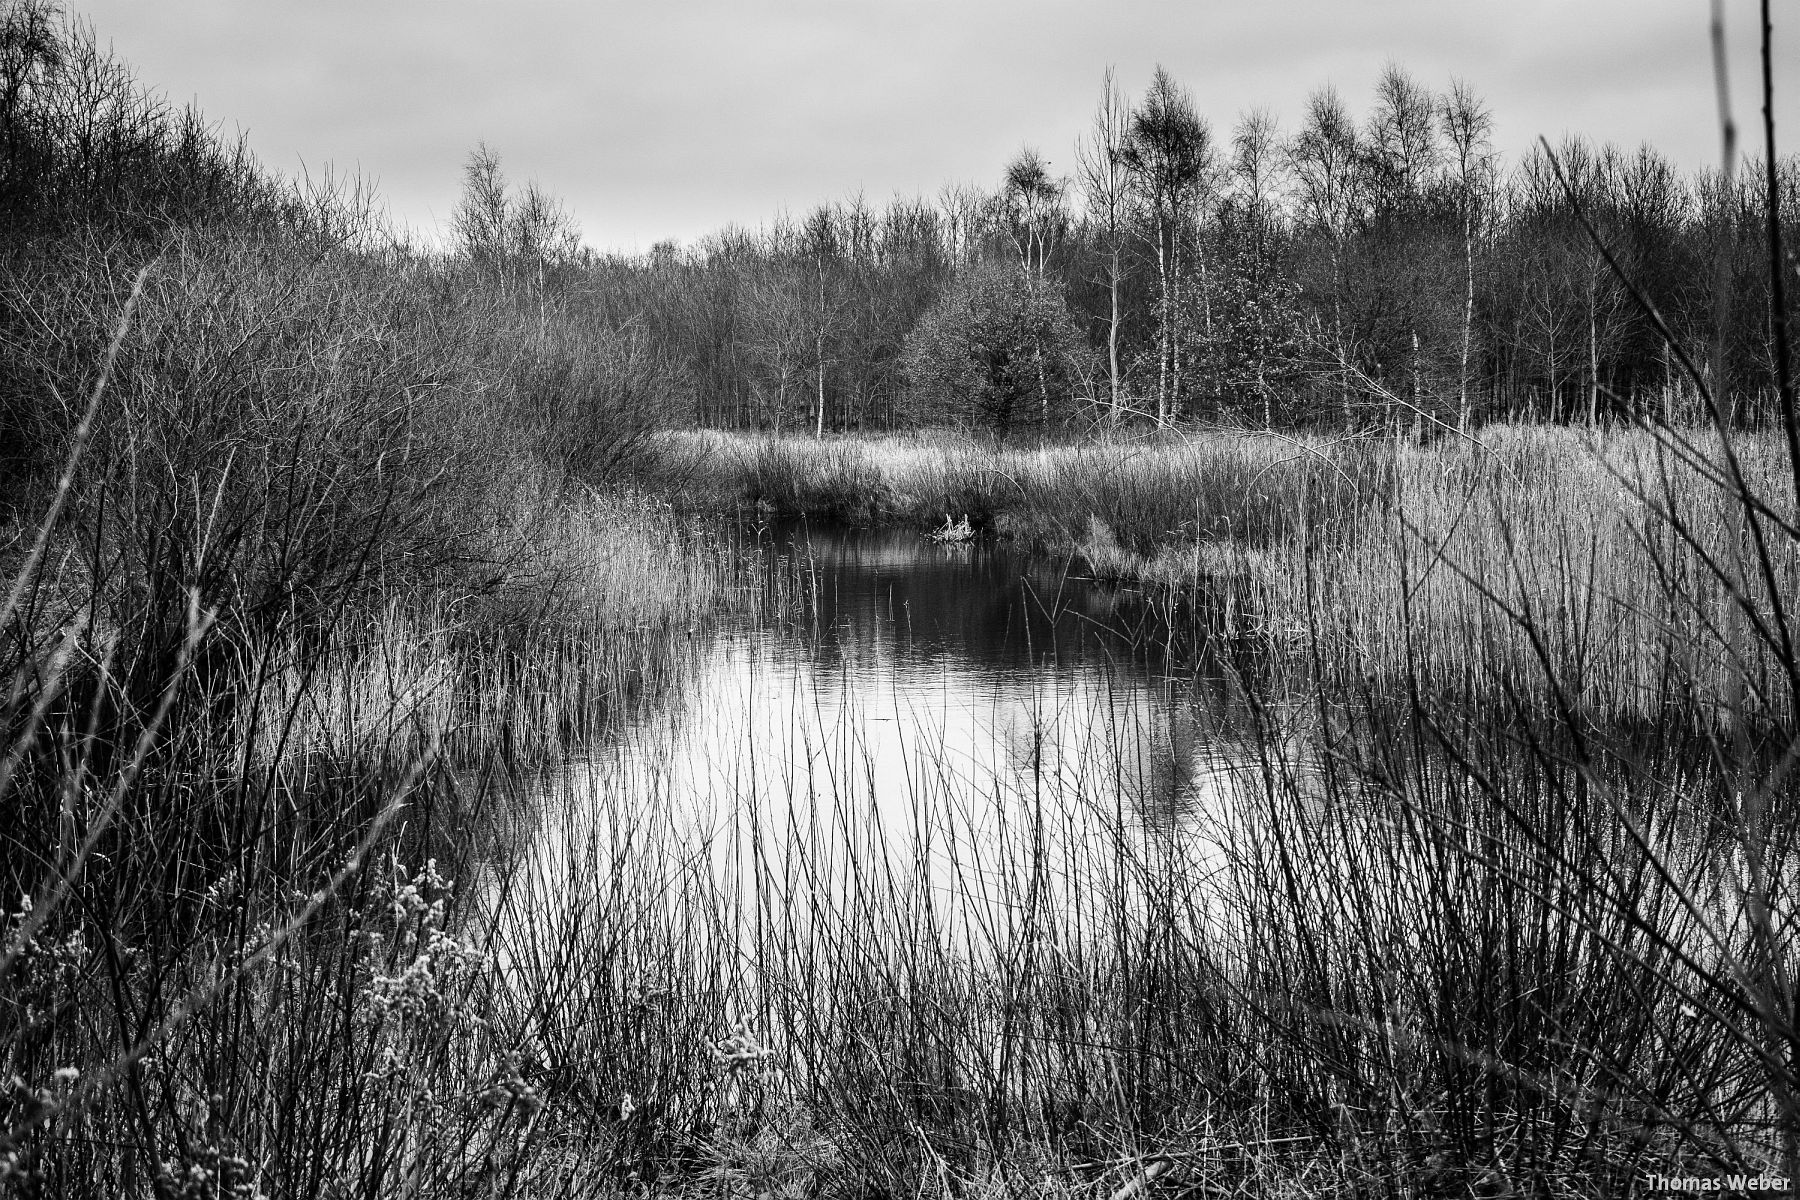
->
[[1119, 66, 1213, 424], [1075, 68, 1132, 423], [801, 205, 846, 437], [1289, 87, 1365, 423], [1440, 78, 1495, 430], [1001, 147, 1066, 280]]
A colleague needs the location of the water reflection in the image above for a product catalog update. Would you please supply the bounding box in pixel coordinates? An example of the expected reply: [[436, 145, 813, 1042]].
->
[[779, 522, 1194, 672], [528, 520, 1319, 946]]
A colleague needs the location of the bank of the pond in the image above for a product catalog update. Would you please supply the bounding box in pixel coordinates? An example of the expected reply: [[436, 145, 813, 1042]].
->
[[649, 425, 1799, 732], [13, 461, 1798, 1198], [650, 426, 1392, 556], [481, 511, 1800, 1199], [0, 483, 764, 1198]]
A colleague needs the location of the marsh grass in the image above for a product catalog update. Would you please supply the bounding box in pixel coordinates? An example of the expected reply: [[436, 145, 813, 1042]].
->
[[8, 336, 1798, 1196], [0, 534, 761, 1199], [660, 427, 1394, 554], [672, 423, 1798, 728], [14, 412, 1783, 1197], [4, 6, 1797, 1192], [458, 596, 1793, 1197]]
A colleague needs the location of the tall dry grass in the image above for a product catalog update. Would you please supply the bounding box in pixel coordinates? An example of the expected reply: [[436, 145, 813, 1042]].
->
[[0, 476, 749, 1198], [0, 11, 730, 1190], [11, 280, 1793, 1200], [4, 2, 1796, 1194], [667, 423, 1796, 729]]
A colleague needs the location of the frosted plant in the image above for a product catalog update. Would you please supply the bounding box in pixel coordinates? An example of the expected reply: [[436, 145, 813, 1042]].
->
[[479, 1052, 545, 1116], [712, 1017, 775, 1075], [363, 858, 485, 1026], [154, 1143, 265, 1200]]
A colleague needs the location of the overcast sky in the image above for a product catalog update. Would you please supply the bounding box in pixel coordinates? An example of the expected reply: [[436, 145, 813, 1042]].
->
[[69, 1, 1800, 254]]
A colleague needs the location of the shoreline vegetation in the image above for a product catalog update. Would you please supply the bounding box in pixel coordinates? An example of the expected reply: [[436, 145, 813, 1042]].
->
[[662, 424, 1796, 725], [3, 1, 1798, 1196]]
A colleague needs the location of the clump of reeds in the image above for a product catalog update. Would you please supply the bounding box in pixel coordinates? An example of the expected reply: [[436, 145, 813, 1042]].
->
[[926, 513, 976, 543]]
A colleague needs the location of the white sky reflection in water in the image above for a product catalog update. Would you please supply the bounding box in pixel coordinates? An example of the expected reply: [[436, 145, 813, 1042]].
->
[[523, 525, 1321, 950]]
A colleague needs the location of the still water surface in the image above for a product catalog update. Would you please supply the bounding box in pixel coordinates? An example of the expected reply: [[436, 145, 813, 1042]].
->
[[530, 521, 1319, 940]]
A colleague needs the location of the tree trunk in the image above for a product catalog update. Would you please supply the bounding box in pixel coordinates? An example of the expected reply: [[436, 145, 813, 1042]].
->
[[1411, 329, 1423, 442], [816, 339, 826, 438], [1154, 221, 1171, 425], [1460, 213, 1475, 432], [1108, 245, 1122, 423], [1545, 284, 1558, 422], [1194, 246, 1212, 423], [1037, 342, 1050, 427], [1332, 240, 1350, 427], [1587, 268, 1600, 425], [1169, 222, 1184, 424]]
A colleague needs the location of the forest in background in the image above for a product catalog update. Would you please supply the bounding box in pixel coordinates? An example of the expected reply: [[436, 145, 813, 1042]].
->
[[8, 0, 1796, 470], [581, 67, 1800, 438]]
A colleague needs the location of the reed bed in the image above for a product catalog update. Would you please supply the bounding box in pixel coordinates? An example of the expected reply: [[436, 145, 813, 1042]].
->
[[653, 427, 1392, 556], [0, 480, 754, 1198], [9, 411, 1798, 1197], [469, 625, 1795, 1197], [239, 491, 747, 769], [1252, 425, 1800, 729], [663, 423, 1799, 729]]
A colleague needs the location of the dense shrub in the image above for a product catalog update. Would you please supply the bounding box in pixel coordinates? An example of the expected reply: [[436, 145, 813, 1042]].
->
[[901, 265, 1094, 438]]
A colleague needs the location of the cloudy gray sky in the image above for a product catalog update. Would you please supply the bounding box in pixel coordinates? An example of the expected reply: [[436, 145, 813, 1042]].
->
[[71, 1, 1800, 254]]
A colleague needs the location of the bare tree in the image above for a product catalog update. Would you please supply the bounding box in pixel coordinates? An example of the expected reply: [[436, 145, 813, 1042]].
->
[[1076, 68, 1131, 423], [452, 142, 510, 286], [1441, 77, 1495, 430], [1001, 146, 1065, 279], [802, 205, 846, 437], [936, 181, 987, 270], [744, 257, 812, 433], [452, 144, 581, 322], [0, 0, 61, 184], [1227, 107, 1291, 426], [1119, 66, 1213, 424], [1368, 63, 1442, 211], [510, 180, 581, 266], [1289, 86, 1364, 423], [1367, 65, 1442, 433], [1229, 107, 1285, 254]]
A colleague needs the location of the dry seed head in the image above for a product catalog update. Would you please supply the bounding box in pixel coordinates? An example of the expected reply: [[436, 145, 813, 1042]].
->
[[712, 1017, 775, 1073]]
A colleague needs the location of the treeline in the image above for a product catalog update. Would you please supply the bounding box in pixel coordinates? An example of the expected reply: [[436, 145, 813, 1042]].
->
[[576, 66, 1799, 435], [6, 0, 1797, 500]]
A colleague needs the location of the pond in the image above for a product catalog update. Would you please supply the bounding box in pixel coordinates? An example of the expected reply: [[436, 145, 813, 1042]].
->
[[515, 520, 1331, 958]]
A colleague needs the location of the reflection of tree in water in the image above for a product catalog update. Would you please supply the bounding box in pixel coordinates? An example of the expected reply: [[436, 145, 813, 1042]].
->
[[1137, 699, 1199, 821], [1120, 686, 1328, 826], [744, 517, 1323, 828], [759, 518, 1193, 674]]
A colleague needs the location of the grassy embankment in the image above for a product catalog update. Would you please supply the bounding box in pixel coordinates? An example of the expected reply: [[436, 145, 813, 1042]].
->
[[0, 12, 752, 1193], [662, 423, 1795, 722], [0, 257, 751, 1197]]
